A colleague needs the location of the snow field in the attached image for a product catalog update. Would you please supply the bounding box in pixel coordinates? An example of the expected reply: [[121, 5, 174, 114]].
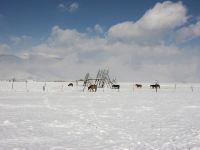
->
[[0, 81, 200, 150]]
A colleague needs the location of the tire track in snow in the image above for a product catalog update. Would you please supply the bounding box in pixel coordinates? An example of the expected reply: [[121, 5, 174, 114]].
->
[[87, 95, 140, 149]]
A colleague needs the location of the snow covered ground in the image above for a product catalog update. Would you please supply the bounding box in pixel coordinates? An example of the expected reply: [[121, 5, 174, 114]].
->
[[0, 81, 200, 150]]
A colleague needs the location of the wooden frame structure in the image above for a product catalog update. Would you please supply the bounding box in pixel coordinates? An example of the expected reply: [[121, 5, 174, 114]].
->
[[82, 68, 117, 91]]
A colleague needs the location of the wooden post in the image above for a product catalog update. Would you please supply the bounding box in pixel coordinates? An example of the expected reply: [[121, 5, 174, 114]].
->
[[43, 82, 46, 92], [191, 86, 193, 92], [12, 82, 14, 89], [11, 79, 14, 90], [43, 85, 45, 92], [26, 80, 28, 92]]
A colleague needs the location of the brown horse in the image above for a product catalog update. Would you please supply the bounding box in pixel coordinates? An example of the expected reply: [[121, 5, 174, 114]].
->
[[135, 84, 142, 88], [88, 84, 97, 92]]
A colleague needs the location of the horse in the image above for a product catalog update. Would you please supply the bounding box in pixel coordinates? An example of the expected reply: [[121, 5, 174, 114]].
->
[[68, 83, 73, 87], [88, 84, 97, 92], [135, 84, 142, 88], [150, 84, 160, 89], [112, 84, 120, 91]]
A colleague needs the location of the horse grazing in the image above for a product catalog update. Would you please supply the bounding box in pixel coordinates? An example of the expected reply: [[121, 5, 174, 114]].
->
[[150, 84, 160, 89], [68, 83, 73, 87], [135, 84, 142, 88], [88, 84, 97, 92], [112, 84, 120, 91]]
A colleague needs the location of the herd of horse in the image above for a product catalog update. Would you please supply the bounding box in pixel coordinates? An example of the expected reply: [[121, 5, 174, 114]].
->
[[87, 84, 120, 92], [68, 82, 160, 92], [68, 83, 120, 92], [135, 83, 160, 89]]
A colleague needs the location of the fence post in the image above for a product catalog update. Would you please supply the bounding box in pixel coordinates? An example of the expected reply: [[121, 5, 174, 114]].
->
[[191, 86, 193, 92], [175, 83, 176, 91]]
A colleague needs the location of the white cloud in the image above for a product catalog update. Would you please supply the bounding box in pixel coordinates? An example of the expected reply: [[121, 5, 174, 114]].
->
[[1, 22, 198, 82], [108, 1, 188, 44], [58, 2, 79, 13], [18, 25, 197, 82], [69, 2, 79, 13], [10, 35, 32, 45], [139, 1, 187, 30], [86, 24, 104, 35], [175, 20, 200, 43], [94, 24, 104, 34], [30, 26, 107, 58]]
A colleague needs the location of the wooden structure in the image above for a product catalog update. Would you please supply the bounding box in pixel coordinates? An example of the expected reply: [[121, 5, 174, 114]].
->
[[95, 68, 113, 88], [82, 68, 118, 91]]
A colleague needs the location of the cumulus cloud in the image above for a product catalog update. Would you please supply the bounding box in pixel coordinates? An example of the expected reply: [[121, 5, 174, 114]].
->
[[30, 26, 107, 58], [58, 2, 79, 13], [108, 1, 188, 44], [14, 24, 198, 82]]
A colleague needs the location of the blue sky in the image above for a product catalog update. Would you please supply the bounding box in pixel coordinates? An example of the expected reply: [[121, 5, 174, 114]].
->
[[1, 0, 199, 42], [0, 0, 157, 40], [0, 0, 200, 82]]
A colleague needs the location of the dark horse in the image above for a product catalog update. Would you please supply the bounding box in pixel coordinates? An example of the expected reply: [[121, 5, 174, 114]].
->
[[68, 83, 73, 87], [150, 84, 160, 89], [135, 84, 142, 88], [112, 84, 120, 91], [88, 84, 97, 92]]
